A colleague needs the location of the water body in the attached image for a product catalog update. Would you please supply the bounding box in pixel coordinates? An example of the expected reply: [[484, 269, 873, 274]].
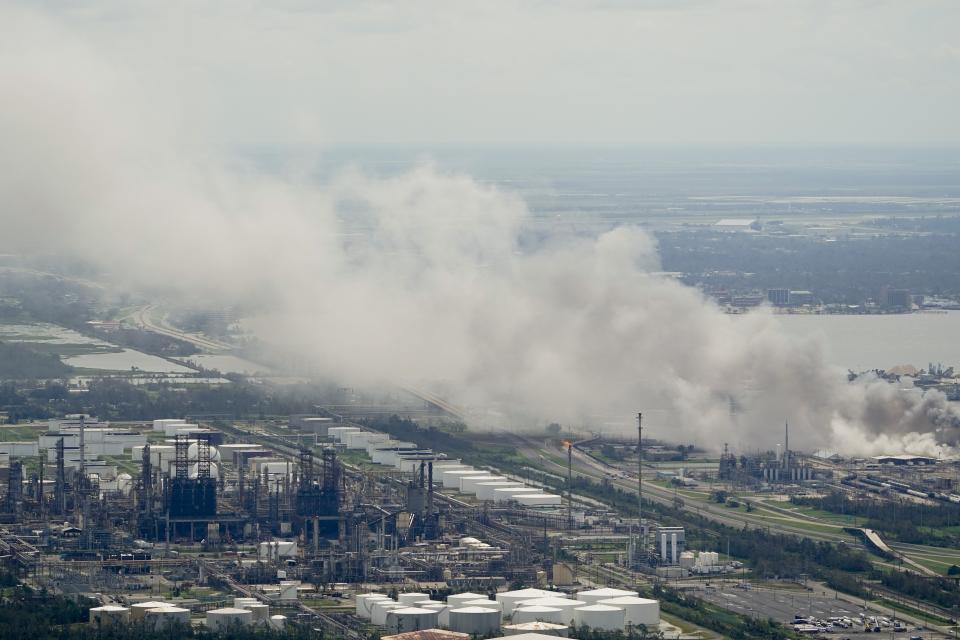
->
[[64, 349, 195, 373], [180, 354, 272, 375], [774, 311, 960, 371]]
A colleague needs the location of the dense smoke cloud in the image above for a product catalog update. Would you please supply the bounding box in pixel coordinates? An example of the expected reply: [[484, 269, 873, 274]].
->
[[2, 6, 958, 457]]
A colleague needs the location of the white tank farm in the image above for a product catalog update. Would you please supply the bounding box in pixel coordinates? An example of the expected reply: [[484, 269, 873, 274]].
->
[[356, 593, 391, 619], [502, 621, 570, 636], [597, 597, 659, 628], [515, 494, 562, 507], [384, 607, 440, 633], [270, 615, 287, 630], [496, 588, 565, 616], [447, 591, 489, 607], [459, 475, 497, 494], [129, 601, 171, 621], [371, 602, 406, 625], [206, 607, 254, 631], [513, 606, 565, 625], [145, 606, 190, 630], [448, 606, 501, 636], [573, 604, 625, 631], [441, 469, 477, 488], [89, 605, 130, 626], [576, 587, 637, 604], [513, 597, 582, 619], [397, 592, 430, 606]]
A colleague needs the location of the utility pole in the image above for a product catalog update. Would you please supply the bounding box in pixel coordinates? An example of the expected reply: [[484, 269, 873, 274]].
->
[[566, 441, 573, 530]]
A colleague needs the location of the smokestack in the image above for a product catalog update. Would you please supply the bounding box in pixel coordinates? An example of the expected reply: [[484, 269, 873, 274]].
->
[[567, 441, 573, 529], [427, 461, 434, 514]]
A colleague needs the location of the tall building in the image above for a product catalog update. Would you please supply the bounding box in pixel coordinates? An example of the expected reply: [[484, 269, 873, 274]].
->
[[767, 288, 790, 306]]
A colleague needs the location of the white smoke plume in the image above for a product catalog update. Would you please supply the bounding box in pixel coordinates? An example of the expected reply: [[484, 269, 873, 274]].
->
[[1, 6, 958, 457]]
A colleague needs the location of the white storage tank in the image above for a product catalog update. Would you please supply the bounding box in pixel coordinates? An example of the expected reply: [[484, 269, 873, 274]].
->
[[496, 589, 565, 616], [459, 475, 497, 494], [476, 482, 524, 500], [502, 621, 570, 636], [206, 607, 253, 631], [448, 606, 501, 636], [515, 494, 563, 507], [145, 606, 190, 630], [397, 592, 430, 606], [246, 603, 270, 622], [442, 469, 477, 488], [573, 604, 625, 631], [577, 587, 638, 604], [597, 597, 659, 628], [421, 603, 450, 626], [279, 580, 300, 602], [513, 606, 565, 624], [462, 598, 503, 615], [493, 487, 537, 503], [384, 607, 440, 633], [513, 597, 581, 619], [447, 591, 490, 607], [270, 614, 287, 630], [89, 605, 130, 626], [129, 601, 170, 621], [371, 602, 406, 626], [356, 593, 391, 618], [234, 597, 259, 609]]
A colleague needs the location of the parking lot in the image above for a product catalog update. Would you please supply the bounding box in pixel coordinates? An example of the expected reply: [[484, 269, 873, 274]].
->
[[697, 584, 950, 639]]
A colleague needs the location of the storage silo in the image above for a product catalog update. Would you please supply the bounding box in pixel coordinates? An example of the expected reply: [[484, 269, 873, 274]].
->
[[384, 607, 440, 633], [129, 601, 171, 621], [397, 592, 430, 606], [573, 604, 625, 631], [371, 602, 406, 626], [577, 587, 637, 604], [448, 606, 501, 636], [496, 588, 565, 616], [447, 591, 490, 607], [597, 597, 659, 628], [502, 621, 570, 636], [206, 607, 253, 631], [145, 606, 190, 630], [512, 606, 565, 624], [89, 605, 130, 627]]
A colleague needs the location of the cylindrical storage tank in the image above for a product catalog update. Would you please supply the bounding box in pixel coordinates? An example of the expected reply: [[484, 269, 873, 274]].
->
[[493, 487, 536, 503], [447, 592, 489, 607], [515, 494, 562, 507], [597, 597, 659, 628], [384, 607, 440, 633], [513, 598, 580, 623], [577, 587, 638, 604], [573, 605, 625, 631], [279, 581, 299, 602], [371, 602, 406, 626], [89, 605, 130, 627], [513, 606, 565, 624], [459, 475, 497, 494], [448, 606, 501, 636], [270, 615, 287, 630], [246, 603, 270, 622], [397, 592, 429, 606], [415, 600, 440, 608], [234, 597, 259, 609], [463, 598, 502, 614], [145, 606, 190, 630], [356, 593, 391, 618], [496, 589, 565, 616], [421, 603, 449, 626], [442, 469, 477, 488], [503, 622, 569, 636], [206, 608, 253, 631], [129, 602, 170, 621], [476, 482, 523, 500]]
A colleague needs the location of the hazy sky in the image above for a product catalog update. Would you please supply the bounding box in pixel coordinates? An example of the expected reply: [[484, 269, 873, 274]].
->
[[12, 0, 960, 147]]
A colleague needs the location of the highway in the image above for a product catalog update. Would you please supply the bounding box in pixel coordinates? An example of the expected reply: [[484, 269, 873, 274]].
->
[[125, 304, 232, 353]]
